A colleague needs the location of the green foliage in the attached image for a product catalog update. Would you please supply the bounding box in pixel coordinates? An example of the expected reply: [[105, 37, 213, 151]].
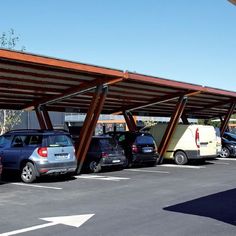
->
[[0, 29, 25, 134], [0, 28, 25, 51]]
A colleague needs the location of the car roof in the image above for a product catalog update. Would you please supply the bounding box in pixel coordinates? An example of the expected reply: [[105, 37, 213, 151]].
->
[[5, 129, 70, 135], [92, 135, 112, 139]]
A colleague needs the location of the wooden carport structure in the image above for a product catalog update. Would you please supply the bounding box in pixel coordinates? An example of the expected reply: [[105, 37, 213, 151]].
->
[[0, 48, 236, 171]]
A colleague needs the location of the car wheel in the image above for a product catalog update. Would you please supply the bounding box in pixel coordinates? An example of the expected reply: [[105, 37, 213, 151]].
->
[[220, 147, 230, 158], [21, 162, 37, 183], [174, 151, 188, 165], [89, 161, 102, 173], [123, 158, 132, 168]]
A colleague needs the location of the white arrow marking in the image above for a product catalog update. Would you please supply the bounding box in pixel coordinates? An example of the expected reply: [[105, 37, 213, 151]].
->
[[0, 214, 94, 236]]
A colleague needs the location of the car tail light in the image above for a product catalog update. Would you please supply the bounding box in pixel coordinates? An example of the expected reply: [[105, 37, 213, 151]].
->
[[37, 147, 48, 158], [132, 144, 138, 153], [195, 128, 200, 148], [101, 152, 109, 158]]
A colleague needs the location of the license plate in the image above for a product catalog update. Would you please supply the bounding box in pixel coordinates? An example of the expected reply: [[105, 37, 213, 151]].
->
[[55, 155, 69, 160], [142, 147, 153, 153], [112, 160, 121, 163]]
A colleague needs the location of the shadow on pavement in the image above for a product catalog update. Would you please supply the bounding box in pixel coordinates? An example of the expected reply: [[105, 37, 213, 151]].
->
[[163, 188, 236, 226]]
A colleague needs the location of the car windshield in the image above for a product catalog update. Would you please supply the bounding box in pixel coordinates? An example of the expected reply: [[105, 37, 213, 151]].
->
[[136, 135, 155, 145], [46, 134, 73, 147], [229, 134, 236, 141], [224, 133, 236, 142]]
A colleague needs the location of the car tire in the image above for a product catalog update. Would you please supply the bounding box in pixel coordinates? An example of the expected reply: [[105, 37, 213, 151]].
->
[[220, 147, 230, 158], [123, 158, 132, 168], [174, 151, 188, 165], [89, 161, 102, 173], [21, 162, 37, 183]]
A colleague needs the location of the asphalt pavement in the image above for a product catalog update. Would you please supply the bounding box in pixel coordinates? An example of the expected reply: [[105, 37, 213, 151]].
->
[[1, 158, 236, 236]]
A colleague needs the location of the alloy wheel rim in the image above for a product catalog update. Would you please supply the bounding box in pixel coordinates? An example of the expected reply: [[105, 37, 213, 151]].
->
[[22, 165, 32, 180]]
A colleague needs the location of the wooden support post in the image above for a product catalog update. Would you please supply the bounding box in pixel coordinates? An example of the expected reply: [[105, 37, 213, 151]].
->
[[220, 103, 236, 136], [75, 85, 102, 157], [76, 85, 107, 174], [41, 106, 53, 130], [158, 96, 188, 164], [123, 111, 136, 131], [35, 107, 46, 129]]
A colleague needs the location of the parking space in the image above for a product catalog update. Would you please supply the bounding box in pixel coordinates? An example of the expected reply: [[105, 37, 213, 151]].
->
[[1, 158, 236, 235]]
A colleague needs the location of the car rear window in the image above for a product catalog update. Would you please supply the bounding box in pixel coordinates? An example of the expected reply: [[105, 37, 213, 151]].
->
[[135, 135, 155, 145], [99, 138, 116, 151], [45, 135, 73, 147]]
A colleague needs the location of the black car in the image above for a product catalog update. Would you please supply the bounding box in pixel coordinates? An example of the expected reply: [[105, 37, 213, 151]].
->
[[83, 136, 126, 173], [107, 131, 159, 167], [220, 132, 236, 158]]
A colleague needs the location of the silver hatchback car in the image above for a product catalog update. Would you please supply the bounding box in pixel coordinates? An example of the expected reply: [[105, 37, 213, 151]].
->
[[0, 129, 77, 183]]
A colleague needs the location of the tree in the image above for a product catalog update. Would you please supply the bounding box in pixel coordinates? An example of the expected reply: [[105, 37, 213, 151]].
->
[[0, 29, 25, 134]]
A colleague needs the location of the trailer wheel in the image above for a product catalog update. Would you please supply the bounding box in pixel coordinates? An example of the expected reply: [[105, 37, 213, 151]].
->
[[174, 151, 188, 165]]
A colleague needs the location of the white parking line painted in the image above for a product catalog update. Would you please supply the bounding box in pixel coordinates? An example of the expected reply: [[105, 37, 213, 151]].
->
[[206, 161, 229, 165], [124, 169, 169, 174], [160, 164, 206, 169], [216, 158, 236, 161], [75, 175, 130, 181], [11, 183, 62, 190]]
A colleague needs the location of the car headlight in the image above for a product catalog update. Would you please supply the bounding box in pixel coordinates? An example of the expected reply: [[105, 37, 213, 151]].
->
[[230, 145, 236, 148]]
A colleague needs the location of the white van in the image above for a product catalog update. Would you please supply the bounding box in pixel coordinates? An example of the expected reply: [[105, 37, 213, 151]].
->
[[147, 124, 218, 165]]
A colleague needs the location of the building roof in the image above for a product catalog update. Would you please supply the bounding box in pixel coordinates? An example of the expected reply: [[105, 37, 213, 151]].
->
[[0, 48, 235, 119]]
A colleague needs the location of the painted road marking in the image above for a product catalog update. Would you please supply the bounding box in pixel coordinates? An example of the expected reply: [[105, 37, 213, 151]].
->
[[216, 158, 236, 161], [124, 169, 169, 174], [160, 164, 206, 169], [11, 183, 62, 190], [206, 161, 229, 165], [0, 214, 94, 236], [75, 175, 130, 181]]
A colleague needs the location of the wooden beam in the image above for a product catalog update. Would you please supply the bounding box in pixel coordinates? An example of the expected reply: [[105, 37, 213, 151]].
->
[[220, 103, 236, 136], [41, 106, 53, 130], [123, 111, 137, 131], [35, 107, 46, 129], [158, 96, 188, 163], [76, 86, 108, 174]]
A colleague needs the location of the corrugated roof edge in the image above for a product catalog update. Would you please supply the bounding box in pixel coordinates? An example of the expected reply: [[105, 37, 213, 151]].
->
[[204, 86, 236, 97], [1, 48, 236, 98], [0, 48, 124, 77], [126, 71, 204, 91]]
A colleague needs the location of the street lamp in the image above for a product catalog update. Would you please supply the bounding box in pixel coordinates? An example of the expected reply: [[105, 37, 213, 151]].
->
[[228, 0, 236, 5]]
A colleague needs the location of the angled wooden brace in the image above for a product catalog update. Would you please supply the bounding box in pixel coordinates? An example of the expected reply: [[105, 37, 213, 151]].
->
[[158, 96, 188, 164]]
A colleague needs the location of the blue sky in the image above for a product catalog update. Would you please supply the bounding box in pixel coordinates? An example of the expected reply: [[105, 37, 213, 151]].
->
[[1, 0, 236, 91]]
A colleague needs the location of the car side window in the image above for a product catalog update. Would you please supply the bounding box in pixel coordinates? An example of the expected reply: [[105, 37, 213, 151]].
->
[[24, 135, 42, 146], [0, 135, 11, 147], [12, 136, 25, 148]]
